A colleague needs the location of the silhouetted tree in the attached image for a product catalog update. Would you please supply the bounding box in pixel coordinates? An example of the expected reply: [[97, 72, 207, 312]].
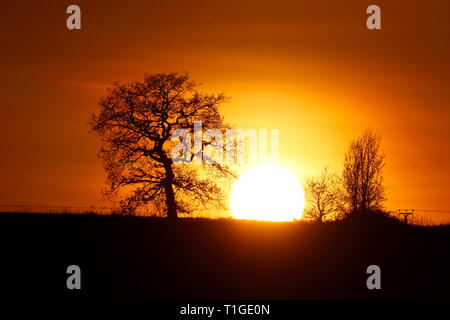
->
[[342, 129, 386, 212], [90, 72, 234, 219], [303, 168, 344, 222]]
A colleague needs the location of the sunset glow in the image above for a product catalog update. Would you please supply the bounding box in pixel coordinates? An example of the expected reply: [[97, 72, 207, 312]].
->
[[1, 1, 450, 225], [230, 166, 305, 222]]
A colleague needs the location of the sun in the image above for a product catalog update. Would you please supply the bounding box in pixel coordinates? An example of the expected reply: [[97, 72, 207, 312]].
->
[[230, 165, 305, 222]]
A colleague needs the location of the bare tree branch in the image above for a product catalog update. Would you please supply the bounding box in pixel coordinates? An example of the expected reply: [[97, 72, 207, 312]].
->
[[89, 72, 234, 218]]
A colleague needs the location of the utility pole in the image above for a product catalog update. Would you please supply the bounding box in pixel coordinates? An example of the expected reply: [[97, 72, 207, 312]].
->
[[398, 209, 414, 224]]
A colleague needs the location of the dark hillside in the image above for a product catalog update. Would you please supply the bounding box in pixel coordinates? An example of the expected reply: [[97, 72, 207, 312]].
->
[[0, 212, 449, 299]]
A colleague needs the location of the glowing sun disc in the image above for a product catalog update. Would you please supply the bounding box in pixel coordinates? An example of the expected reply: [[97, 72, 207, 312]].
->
[[230, 165, 305, 221]]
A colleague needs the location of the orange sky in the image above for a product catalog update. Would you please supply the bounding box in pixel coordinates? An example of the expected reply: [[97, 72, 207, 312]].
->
[[1, 1, 449, 222]]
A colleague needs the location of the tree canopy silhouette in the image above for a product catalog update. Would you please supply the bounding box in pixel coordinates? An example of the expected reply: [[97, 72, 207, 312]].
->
[[343, 129, 386, 212], [304, 168, 344, 222], [90, 72, 234, 219]]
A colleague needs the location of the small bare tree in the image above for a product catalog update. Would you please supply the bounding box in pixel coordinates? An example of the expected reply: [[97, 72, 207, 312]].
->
[[303, 168, 344, 222], [342, 129, 386, 212], [89, 72, 234, 219]]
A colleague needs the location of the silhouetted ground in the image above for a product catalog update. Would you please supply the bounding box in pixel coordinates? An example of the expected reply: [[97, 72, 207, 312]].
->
[[0, 212, 449, 300]]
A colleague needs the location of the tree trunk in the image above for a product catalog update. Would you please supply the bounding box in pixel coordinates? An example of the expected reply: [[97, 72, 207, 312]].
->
[[164, 184, 177, 220], [163, 160, 178, 220]]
